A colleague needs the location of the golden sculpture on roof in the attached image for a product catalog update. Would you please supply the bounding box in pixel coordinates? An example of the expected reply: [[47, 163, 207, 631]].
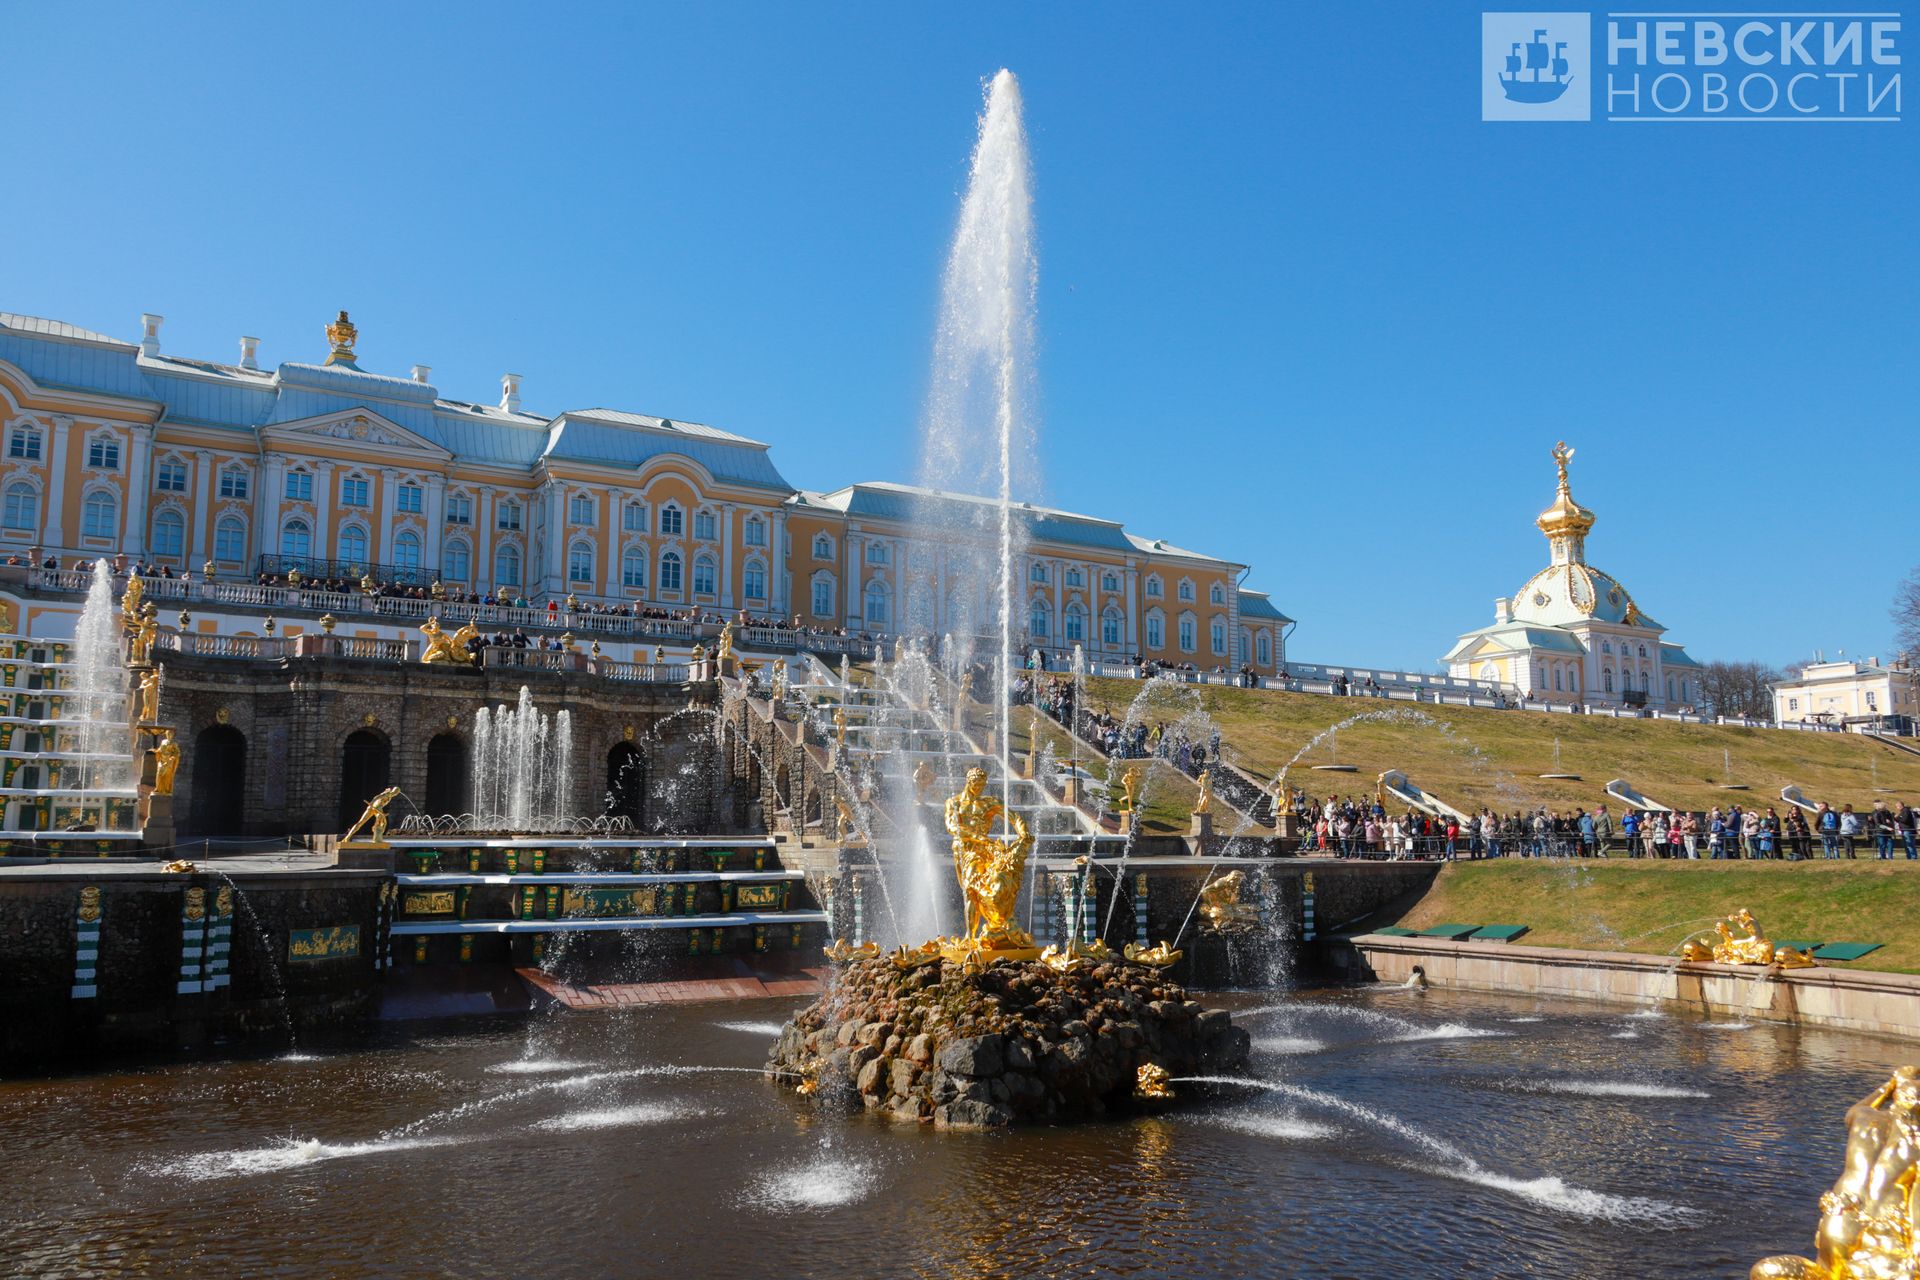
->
[[1679, 908, 1815, 968], [324, 310, 358, 366], [936, 767, 1038, 962], [1537, 439, 1597, 541], [1752, 1066, 1920, 1279]]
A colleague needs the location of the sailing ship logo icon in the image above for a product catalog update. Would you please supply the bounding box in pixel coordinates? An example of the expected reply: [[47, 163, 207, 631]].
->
[[1482, 13, 1591, 121], [1500, 28, 1573, 102]]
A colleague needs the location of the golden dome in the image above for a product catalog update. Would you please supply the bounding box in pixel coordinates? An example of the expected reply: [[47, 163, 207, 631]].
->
[[1536, 440, 1595, 539]]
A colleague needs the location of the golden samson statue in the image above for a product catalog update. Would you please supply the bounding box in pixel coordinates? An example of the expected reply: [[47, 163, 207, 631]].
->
[[1680, 909, 1815, 968], [1753, 1065, 1920, 1279], [937, 767, 1039, 962]]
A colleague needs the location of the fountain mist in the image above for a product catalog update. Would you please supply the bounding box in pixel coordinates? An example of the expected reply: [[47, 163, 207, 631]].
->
[[471, 687, 575, 830], [66, 561, 132, 791]]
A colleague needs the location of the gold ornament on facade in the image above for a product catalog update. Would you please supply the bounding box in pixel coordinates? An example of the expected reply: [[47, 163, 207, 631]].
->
[[362, 713, 376, 728], [319, 613, 337, 634], [1679, 909, 1815, 968], [77, 886, 102, 923], [342, 785, 402, 845], [1752, 1066, 1920, 1279], [324, 310, 358, 366], [215, 886, 233, 916], [262, 615, 276, 636], [446, 716, 458, 730], [184, 887, 207, 921], [151, 731, 181, 796], [623, 723, 635, 741], [215, 706, 230, 725], [178, 609, 192, 632]]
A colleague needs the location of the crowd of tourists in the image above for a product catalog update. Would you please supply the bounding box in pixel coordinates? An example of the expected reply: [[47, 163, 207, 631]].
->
[[1288, 793, 1920, 861], [1018, 673, 1222, 779]]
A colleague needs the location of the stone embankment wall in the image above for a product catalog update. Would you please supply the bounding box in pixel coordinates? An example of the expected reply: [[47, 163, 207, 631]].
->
[[1347, 935, 1920, 1040]]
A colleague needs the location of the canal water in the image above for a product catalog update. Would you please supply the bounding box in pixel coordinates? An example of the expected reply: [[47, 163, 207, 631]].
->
[[1, 986, 1899, 1278]]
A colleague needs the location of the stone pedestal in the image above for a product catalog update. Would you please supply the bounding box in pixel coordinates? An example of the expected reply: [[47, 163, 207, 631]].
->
[[336, 840, 395, 870], [1189, 812, 1214, 839], [141, 792, 175, 851]]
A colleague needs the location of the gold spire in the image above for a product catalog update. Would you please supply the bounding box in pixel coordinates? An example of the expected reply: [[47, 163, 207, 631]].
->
[[1536, 440, 1596, 541], [324, 310, 359, 367]]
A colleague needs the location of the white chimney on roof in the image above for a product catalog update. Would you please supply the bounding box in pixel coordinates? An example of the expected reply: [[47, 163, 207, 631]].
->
[[238, 336, 260, 370], [1494, 597, 1513, 624], [500, 373, 522, 413], [411, 364, 432, 384], [139, 313, 163, 357]]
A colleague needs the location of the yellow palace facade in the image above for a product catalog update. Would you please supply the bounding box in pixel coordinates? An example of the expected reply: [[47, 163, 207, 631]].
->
[[0, 309, 1289, 670]]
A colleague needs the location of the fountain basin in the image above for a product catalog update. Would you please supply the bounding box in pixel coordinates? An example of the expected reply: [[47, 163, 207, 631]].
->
[[768, 952, 1249, 1128]]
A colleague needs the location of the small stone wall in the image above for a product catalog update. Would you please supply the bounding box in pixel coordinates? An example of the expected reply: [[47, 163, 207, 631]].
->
[[1348, 935, 1920, 1040]]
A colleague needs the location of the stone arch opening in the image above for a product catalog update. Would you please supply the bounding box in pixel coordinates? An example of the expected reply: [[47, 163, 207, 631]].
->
[[187, 725, 247, 836], [425, 732, 469, 816], [338, 728, 392, 833], [606, 741, 645, 824]]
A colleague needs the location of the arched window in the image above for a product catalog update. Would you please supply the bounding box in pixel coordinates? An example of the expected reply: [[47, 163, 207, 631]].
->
[[1601, 640, 1612, 654], [1064, 603, 1085, 643], [865, 542, 890, 565], [1178, 613, 1197, 652], [743, 557, 767, 600], [280, 519, 312, 560], [1102, 607, 1123, 646], [1638, 644, 1648, 659], [1554, 667, 1564, 691], [812, 533, 833, 560], [393, 530, 422, 570], [659, 550, 682, 593], [1603, 668, 1614, 693], [744, 516, 766, 547], [494, 543, 522, 588], [1640, 671, 1650, 693], [1030, 562, 1049, 584], [1145, 575, 1163, 600], [82, 489, 117, 539], [153, 509, 186, 558], [622, 500, 646, 532], [1178, 578, 1195, 603], [215, 517, 245, 563], [812, 573, 835, 617], [1146, 610, 1165, 649], [338, 525, 369, 568], [442, 539, 471, 582], [1256, 631, 1272, 665], [692, 555, 717, 595], [693, 508, 716, 540], [659, 503, 683, 536], [622, 547, 647, 588], [1101, 571, 1119, 593], [3, 482, 38, 531], [568, 540, 594, 584], [1209, 582, 1225, 605], [1210, 617, 1226, 655], [284, 468, 313, 503], [1028, 600, 1050, 639], [568, 493, 595, 526], [1666, 677, 1675, 702], [864, 579, 891, 626]]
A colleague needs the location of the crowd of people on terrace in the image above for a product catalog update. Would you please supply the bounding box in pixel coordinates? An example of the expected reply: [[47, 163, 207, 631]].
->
[[1018, 673, 1221, 780], [1286, 793, 1920, 861]]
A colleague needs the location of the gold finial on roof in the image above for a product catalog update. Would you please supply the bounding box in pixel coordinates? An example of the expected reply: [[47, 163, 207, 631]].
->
[[324, 310, 359, 367], [1536, 439, 1596, 543]]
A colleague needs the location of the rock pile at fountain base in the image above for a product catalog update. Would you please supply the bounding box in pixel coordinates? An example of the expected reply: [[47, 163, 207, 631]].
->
[[766, 954, 1250, 1129]]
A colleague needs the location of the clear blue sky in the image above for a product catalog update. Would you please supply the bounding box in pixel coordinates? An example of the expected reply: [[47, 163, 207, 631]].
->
[[4, 3, 1912, 670]]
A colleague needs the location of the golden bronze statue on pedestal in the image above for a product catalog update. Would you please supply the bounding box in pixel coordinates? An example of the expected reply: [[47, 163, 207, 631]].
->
[[1753, 1066, 1920, 1279], [419, 616, 479, 665], [1199, 870, 1261, 931], [1193, 770, 1213, 816], [936, 767, 1039, 962], [342, 786, 402, 845], [151, 732, 181, 796], [137, 670, 161, 724], [833, 707, 848, 752], [716, 622, 734, 666], [1680, 909, 1816, 968], [1119, 764, 1144, 814]]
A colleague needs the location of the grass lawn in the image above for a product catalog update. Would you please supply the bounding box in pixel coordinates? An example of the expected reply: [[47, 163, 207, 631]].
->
[[1080, 677, 1920, 817], [1373, 859, 1920, 974]]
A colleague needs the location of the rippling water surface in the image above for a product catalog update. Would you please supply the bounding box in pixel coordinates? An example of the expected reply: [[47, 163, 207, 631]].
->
[[0, 986, 1903, 1278]]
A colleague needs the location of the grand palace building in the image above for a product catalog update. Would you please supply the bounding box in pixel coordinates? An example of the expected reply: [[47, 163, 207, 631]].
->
[[0, 308, 1290, 670]]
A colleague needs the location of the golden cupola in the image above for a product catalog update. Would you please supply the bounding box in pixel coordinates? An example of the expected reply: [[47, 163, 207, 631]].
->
[[1536, 440, 1595, 563]]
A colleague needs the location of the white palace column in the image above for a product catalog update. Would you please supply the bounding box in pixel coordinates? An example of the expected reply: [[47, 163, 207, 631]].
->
[[770, 509, 788, 613], [124, 423, 153, 556], [540, 481, 564, 597], [258, 453, 285, 568], [44, 416, 71, 549], [475, 488, 494, 592], [600, 488, 625, 600], [720, 502, 735, 609], [311, 461, 334, 564], [425, 474, 446, 580], [1124, 564, 1139, 652], [844, 532, 862, 628], [375, 468, 397, 565], [192, 448, 218, 563]]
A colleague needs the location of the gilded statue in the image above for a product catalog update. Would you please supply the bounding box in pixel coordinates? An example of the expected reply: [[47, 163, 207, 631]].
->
[[1120, 764, 1144, 813], [121, 576, 144, 629], [1680, 909, 1815, 968], [151, 731, 181, 796], [771, 658, 787, 698], [1193, 770, 1213, 817], [912, 759, 936, 804], [1124, 940, 1184, 968], [941, 767, 1038, 958], [1135, 1063, 1175, 1101], [419, 617, 479, 665], [1199, 870, 1261, 931], [1753, 1066, 1920, 1279], [833, 793, 864, 844], [952, 672, 973, 732], [137, 670, 161, 724], [343, 785, 403, 844], [78, 885, 101, 923], [324, 309, 358, 364], [833, 707, 848, 751], [716, 622, 734, 664]]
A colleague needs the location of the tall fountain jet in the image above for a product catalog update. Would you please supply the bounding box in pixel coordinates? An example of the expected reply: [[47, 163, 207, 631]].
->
[[471, 687, 575, 831], [917, 67, 1039, 803]]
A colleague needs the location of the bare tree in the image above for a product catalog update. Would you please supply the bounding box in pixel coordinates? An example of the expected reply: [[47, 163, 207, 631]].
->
[[1696, 660, 1782, 719], [1894, 567, 1920, 658]]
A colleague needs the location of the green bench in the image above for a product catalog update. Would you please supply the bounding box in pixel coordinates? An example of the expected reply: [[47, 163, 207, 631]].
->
[[1470, 924, 1530, 942], [1810, 942, 1883, 962], [1417, 923, 1482, 940]]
